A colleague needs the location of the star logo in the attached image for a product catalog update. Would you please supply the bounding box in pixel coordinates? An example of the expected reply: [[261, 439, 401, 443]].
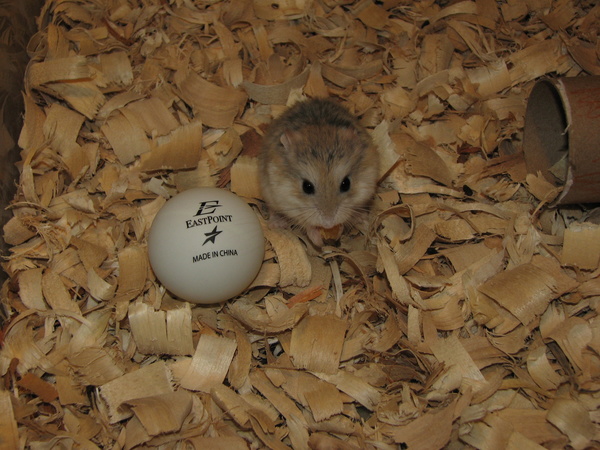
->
[[202, 226, 222, 245]]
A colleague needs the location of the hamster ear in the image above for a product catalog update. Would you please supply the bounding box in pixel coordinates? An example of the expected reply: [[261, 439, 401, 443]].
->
[[280, 130, 301, 151]]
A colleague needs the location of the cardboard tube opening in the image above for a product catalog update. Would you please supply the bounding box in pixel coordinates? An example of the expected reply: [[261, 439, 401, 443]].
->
[[523, 76, 600, 205]]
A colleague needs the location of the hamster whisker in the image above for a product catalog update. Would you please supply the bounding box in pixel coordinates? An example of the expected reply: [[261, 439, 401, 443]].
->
[[275, 206, 320, 229], [277, 205, 317, 219], [298, 211, 322, 230]]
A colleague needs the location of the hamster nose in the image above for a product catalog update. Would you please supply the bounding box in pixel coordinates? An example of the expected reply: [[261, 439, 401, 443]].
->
[[319, 215, 339, 229], [317, 206, 339, 229]]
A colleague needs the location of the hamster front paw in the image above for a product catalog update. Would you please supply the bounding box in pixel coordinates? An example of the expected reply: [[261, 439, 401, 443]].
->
[[306, 224, 343, 248]]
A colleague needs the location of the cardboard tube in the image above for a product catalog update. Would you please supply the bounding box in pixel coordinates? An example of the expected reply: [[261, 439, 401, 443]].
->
[[523, 76, 600, 204]]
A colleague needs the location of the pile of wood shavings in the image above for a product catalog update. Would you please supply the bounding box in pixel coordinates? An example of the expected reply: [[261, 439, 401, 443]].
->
[[1, 0, 600, 448]]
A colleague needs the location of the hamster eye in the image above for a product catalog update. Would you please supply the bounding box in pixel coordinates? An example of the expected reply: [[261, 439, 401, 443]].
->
[[302, 180, 315, 195], [340, 176, 351, 193]]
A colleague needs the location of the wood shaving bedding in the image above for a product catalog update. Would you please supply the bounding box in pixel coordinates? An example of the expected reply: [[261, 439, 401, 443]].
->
[[1, 0, 599, 448]]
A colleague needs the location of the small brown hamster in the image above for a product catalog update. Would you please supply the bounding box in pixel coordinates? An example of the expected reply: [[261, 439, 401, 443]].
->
[[259, 98, 379, 247]]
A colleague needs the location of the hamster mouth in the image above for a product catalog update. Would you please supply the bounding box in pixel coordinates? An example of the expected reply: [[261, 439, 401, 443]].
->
[[317, 224, 343, 242]]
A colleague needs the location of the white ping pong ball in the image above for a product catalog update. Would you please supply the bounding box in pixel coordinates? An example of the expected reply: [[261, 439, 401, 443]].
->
[[148, 188, 264, 304]]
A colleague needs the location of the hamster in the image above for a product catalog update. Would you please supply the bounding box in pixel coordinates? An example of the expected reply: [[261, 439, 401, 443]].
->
[[259, 98, 379, 247]]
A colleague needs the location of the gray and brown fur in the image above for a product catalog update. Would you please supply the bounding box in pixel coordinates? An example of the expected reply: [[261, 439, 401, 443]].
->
[[259, 98, 379, 247]]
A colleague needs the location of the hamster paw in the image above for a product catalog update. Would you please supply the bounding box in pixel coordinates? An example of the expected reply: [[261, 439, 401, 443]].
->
[[307, 224, 343, 248], [306, 226, 324, 247]]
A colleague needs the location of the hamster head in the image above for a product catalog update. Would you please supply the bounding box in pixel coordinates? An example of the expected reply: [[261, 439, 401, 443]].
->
[[263, 124, 379, 232]]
